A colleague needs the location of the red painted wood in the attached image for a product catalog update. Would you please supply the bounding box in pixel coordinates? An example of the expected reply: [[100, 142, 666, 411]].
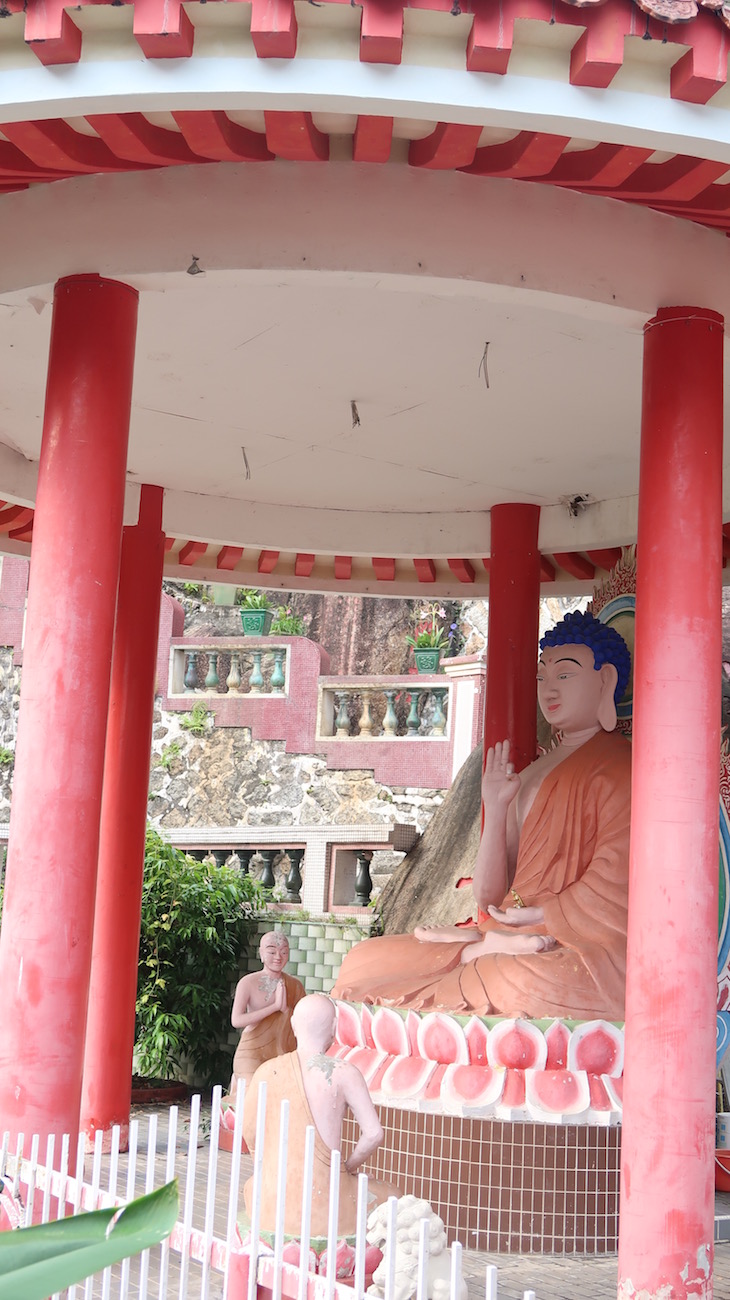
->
[[447, 558, 476, 583], [619, 306, 723, 1296], [173, 112, 274, 162], [264, 112, 329, 162], [666, 15, 730, 104], [334, 555, 353, 580], [565, 0, 636, 88], [80, 486, 165, 1148], [0, 274, 137, 1156], [251, 0, 298, 59], [360, 0, 404, 65], [164, 536, 175, 552], [547, 142, 653, 189], [484, 503, 541, 774], [8, 521, 32, 542], [133, 0, 195, 59], [353, 116, 393, 163], [539, 555, 556, 582], [86, 114, 204, 166], [295, 553, 316, 577], [605, 154, 729, 202], [217, 545, 244, 570], [0, 505, 33, 534], [466, 0, 554, 75], [1, 121, 135, 174], [552, 551, 596, 580], [464, 132, 571, 178], [179, 540, 207, 565], [409, 124, 483, 170], [258, 549, 280, 573], [24, 0, 82, 66], [372, 557, 396, 580], [413, 558, 436, 582], [587, 547, 622, 569]]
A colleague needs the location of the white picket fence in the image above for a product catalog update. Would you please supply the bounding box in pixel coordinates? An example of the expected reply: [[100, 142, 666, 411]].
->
[[0, 1085, 538, 1300]]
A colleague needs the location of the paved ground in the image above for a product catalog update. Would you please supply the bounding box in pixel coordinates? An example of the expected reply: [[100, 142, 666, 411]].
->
[[111, 1102, 730, 1300]]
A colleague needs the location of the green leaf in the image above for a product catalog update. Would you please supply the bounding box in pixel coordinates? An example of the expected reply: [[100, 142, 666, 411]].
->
[[0, 1180, 178, 1300]]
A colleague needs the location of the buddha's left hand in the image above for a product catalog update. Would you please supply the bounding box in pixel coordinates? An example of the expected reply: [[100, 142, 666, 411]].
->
[[487, 904, 544, 927]]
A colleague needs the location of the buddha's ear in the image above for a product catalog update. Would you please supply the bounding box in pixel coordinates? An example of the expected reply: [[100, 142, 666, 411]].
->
[[597, 663, 619, 732]]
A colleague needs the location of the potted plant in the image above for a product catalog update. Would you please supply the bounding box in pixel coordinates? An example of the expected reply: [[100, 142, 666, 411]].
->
[[237, 588, 274, 636], [270, 605, 307, 636], [405, 602, 453, 673]]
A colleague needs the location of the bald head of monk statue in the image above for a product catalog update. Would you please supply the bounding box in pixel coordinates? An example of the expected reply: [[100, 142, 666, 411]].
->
[[291, 992, 337, 1055]]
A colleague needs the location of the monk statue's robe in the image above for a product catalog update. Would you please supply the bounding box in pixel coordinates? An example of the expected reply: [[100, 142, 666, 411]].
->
[[243, 1052, 397, 1238], [332, 730, 631, 1021], [232, 971, 305, 1089]]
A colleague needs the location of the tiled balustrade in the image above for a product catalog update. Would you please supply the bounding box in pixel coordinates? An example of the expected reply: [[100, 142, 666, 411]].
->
[[169, 643, 290, 697], [317, 679, 449, 739]]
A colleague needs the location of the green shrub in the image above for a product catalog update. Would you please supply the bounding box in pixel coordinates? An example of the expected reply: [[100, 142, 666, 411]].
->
[[270, 606, 306, 636], [179, 702, 210, 736], [135, 827, 264, 1084], [235, 588, 272, 609]]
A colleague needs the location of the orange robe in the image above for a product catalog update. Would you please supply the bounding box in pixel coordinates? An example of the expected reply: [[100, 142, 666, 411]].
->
[[231, 972, 305, 1090], [331, 730, 631, 1021]]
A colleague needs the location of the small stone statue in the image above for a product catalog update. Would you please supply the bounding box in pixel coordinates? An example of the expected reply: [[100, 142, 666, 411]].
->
[[243, 993, 400, 1238], [229, 931, 305, 1093]]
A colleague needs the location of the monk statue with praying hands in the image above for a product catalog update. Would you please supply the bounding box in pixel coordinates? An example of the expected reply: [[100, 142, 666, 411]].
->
[[229, 930, 305, 1094], [332, 610, 632, 1022]]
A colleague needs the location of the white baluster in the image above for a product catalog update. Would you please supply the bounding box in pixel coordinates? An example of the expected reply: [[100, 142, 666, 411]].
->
[[201, 1088, 223, 1300], [297, 1126, 316, 1300], [179, 1093, 201, 1300], [272, 1099, 289, 1300]]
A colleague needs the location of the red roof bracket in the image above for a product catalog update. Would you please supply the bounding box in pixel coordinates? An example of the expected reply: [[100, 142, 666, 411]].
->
[[133, 0, 194, 59], [667, 17, 730, 104], [334, 556, 352, 581], [258, 550, 280, 574], [540, 555, 556, 583], [25, 1, 82, 66], [251, 0, 297, 59], [372, 557, 396, 581], [264, 113, 329, 162], [217, 546, 244, 571], [360, 0, 403, 65], [413, 558, 436, 583], [409, 124, 483, 171], [353, 117, 393, 164], [173, 112, 273, 163], [553, 552, 596, 581], [295, 554, 316, 577], [179, 541, 207, 566], [447, 558, 476, 584], [587, 548, 622, 570]]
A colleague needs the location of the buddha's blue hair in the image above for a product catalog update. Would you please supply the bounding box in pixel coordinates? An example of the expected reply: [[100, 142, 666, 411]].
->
[[539, 609, 631, 705]]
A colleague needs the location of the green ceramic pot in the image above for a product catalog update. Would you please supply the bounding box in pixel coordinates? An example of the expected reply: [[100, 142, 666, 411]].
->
[[413, 648, 441, 673], [240, 608, 274, 636]]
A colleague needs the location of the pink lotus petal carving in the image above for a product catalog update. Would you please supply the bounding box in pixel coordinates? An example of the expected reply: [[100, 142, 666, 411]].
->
[[416, 1012, 470, 1064], [487, 1019, 547, 1071], [568, 1021, 623, 1078], [525, 1069, 591, 1119], [380, 1055, 437, 1099], [336, 1001, 364, 1049], [371, 1007, 410, 1058], [441, 1062, 505, 1112], [361, 1003, 376, 1049], [406, 1010, 421, 1057], [545, 1020, 570, 1070], [464, 1016, 489, 1066], [603, 1075, 623, 1111], [344, 1047, 388, 1085], [587, 1074, 612, 1111]]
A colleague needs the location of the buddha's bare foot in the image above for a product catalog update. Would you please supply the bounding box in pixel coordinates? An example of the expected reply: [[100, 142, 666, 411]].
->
[[460, 933, 557, 964], [415, 925, 480, 944]]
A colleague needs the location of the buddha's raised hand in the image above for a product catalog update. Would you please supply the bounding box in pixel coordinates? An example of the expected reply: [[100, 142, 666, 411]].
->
[[482, 740, 520, 809]]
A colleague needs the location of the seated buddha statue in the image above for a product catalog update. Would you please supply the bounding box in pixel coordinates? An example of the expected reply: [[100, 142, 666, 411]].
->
[[331, 610, 632, 1021]]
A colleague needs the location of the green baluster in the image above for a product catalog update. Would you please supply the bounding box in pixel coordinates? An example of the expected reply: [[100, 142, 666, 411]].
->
[[271, 649, 286, 694], [226, 652, 242, 693], [406, 689, 421, 736], [249, 651, 264, 694], [204, 652, 219, 692], [383, 690, 398, 736], [259, 850, 276, 890], [184, 651, 198, 693], [335, 694, 350, 736], [432, 689, 447, 737]]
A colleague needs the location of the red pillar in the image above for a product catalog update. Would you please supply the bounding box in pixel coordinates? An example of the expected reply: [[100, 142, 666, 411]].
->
[[618, 308, 723, 1299], [0, 275, 138, 1152], [80, 485, 165, 1150], [484, 503, 541, 774]]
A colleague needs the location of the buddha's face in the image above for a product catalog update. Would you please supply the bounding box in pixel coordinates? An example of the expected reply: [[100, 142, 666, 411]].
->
[[537, 643, 608, 734], [260, 934, 289, 973]]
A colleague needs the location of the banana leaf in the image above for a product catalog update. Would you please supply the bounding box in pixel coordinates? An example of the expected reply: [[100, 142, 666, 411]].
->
[[0, 1178, 178, 1300]]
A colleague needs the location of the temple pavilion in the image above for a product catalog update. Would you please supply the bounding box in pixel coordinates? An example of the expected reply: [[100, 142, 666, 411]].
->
[[0, 0, 727, 1294]]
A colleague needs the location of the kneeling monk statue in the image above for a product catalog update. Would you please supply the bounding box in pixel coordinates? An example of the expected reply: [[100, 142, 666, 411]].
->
[[332, 610, 632, 1022], [243, 993, 400, 1237]]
